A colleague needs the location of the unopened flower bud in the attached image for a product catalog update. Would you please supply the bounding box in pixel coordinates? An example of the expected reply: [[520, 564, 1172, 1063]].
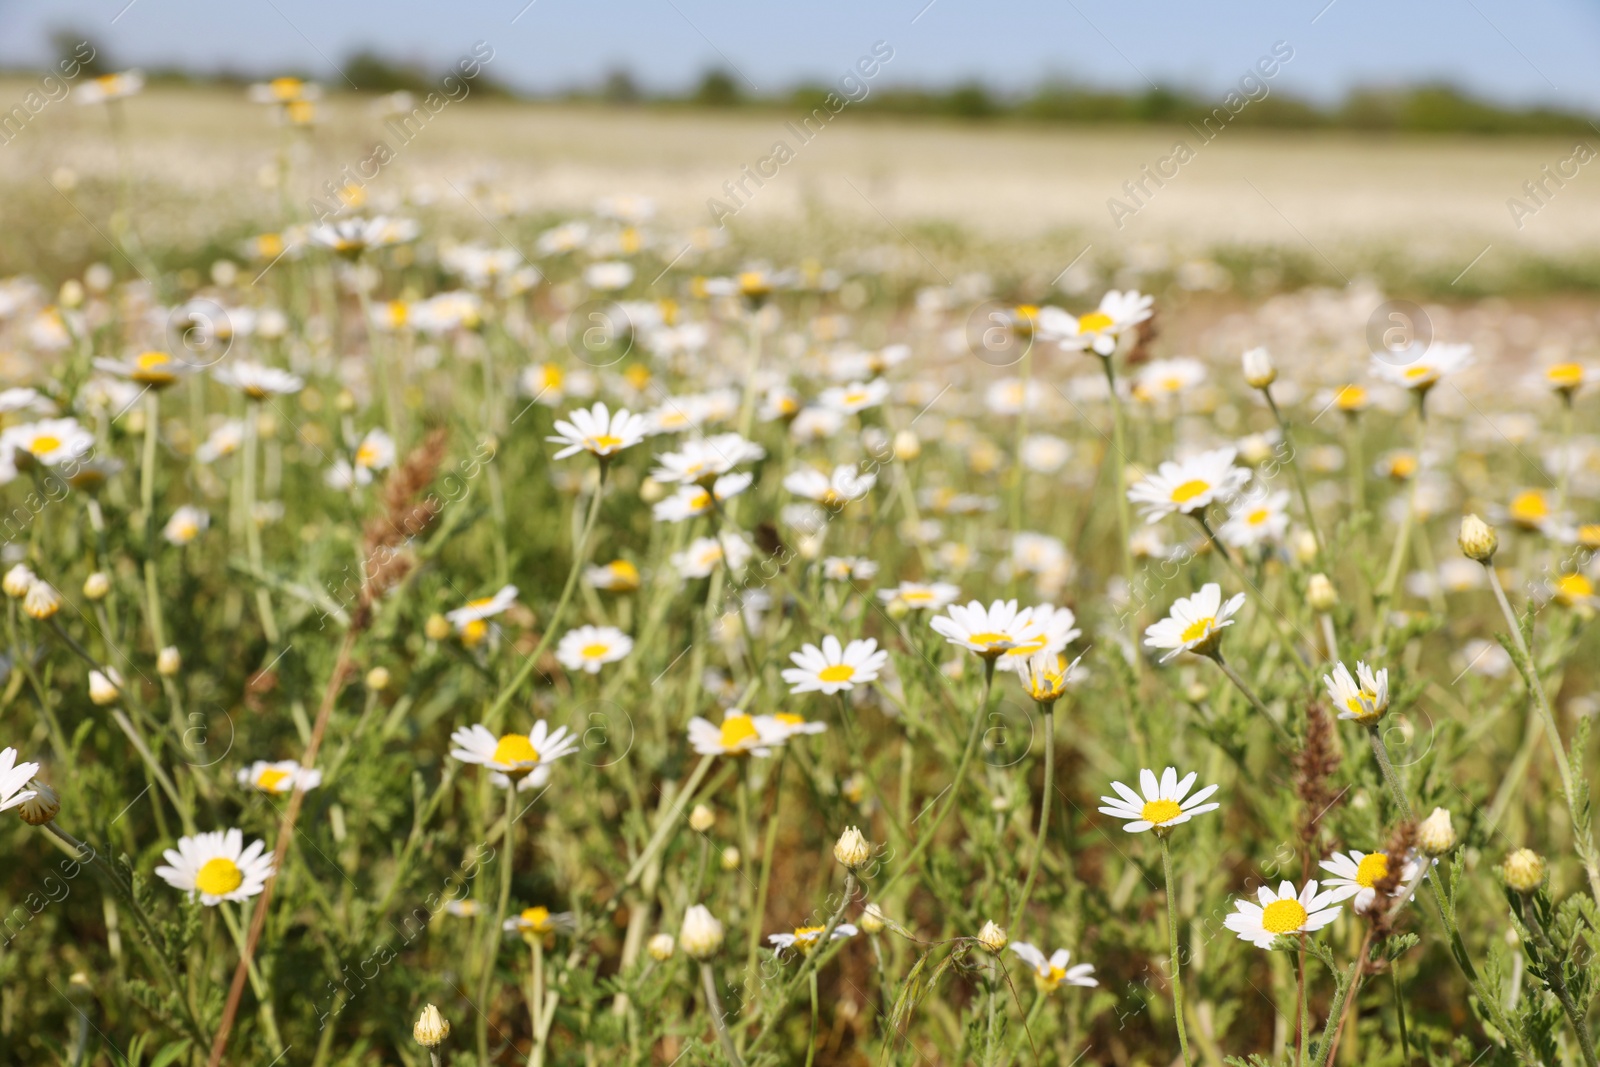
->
[[977, 920, 1007, 953], [1417, 807, 1457, 856], [1241, 346, 1276, 389], [424, 613, 452, 641], [638, 477, 666, 503], [365, 666, 391, 691], [1502, 848, 1545, 892], [88, 669, 121, 706], [893, 430, 921, 462], [1291, 529, 1319, 565], [688, 803, 715, 833], [680, 904, 725, 959], [413, 1003, 449, 1048], [59, 279, 85, 309], [834, 826, 870, 869], [859, 902, 887, 934], [1458, 514, 1498, 563], [157, 646, 181, 676], [83, 572, 111, 601], [720, 846, 741, 870], [1307, 574, 1337, 613], [17, 780, 59, 825], [23, 581, 61, 620], [647, 933, 676, 960], [2, 564, 36, 599]]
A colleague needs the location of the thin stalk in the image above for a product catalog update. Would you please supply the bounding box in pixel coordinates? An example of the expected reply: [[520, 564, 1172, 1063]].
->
[[1310, 952, 1364, 1067], [1264, 388, 1325, 560], [477, 785, 518, 1063], [745, 754, 786, 994], [1297, 937, 1309, 1067], [1010, 703, 1055, 933], [700, 961, 746, 1067], [1373, 399, 1427, 645], [241, 402, 280, 643], [624, 753, 716, 887], [1161, 836, 1192, 1067], [1207, 651, 1289, 742], [484, 465, 607, 729], [1521, 895, 1600, 1067], [140, 391, 169, 655], [804, 970, 820, 1067], [1101, 356, 1139, 654]]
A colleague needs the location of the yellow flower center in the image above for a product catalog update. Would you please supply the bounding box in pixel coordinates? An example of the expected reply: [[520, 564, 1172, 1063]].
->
[[356, 444, 378, 466], [902, 589, 932, 603], [774, 713, 805, 726], [1078, 311, 1114, 333], [270, 76, 303, 100], [791, 925, 824, 949], [818, 665, 855, 683], [195, 857, 244, 897], [625, 364, 651, 388], [1510, 491, 1548, 523], [1169, 479, 1210, 504], [580, 642, 612, 659], [520, 906, 552, 933], [688, 490, 712, 511], [1402, 365, 1438, 385], [1140, 799, 1184, 825], [136, 351, 172, 371], [461, 618, 488, 645], [586, 434, 623, 452], [1547, 363, 1583, 388], [965, 631, 1015, 650], [1179, 617, 1215, 644], [1260, 898, 1309, 934], [1335, 385, 1367, 410], [256, 768, 292, 791], [1576, 524, 1600, 549], [720, 715, 759, 750], [1037, 964, 1066, 992], [1355, 853, 1389, 888], [842, 392, 867, 407], [256, 234, 284, 259], [27, 435, 60, 456], [1248, 508, 1270, 526], [1556, 573, 1594, 603], [492, 734, 539, 766]]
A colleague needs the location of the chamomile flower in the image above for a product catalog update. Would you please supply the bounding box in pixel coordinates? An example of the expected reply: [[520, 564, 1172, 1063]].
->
[[1223, 880, 1343, 949], [3, 418, 94, 468], [651, 474, 752, 522], [353, 428, 396, 474], [687, 711, 787, 757], [1543, 361, 1588, 397], [818, 379, 890, 414], [449, 721, 580, 788], [1127, 447, 1251, 523], [445, 585, 518, 632], [1098, 767, 1220, 834], [651, 434, 765, 484], [821, 557, 879, 582], [153, 829, 274, 906], [555, 625, 634, 674], [586, 560, 641, 592], [783, 464, 877, 508], [195, 421, 245, 463], [548, 402, 648, 460], [96, 350, 191, 390], [673, 534, 752, 579], [768, 923, 859, 955], [1019, 650, 1084, 705], [990, 604, 1080, 673], [1009, 943, 1098, 992], [75, 70, 145, 105], [308, 216, 419, 256], [213, 361, 304, 399], [878, 581, 961, 612], [163, 505, 210, 546], [1323, 661, 1389, 724], [503, 906, 577, 937], [1143, 583, 1245, 662], [1319, 849, 1423, 914], [781, 636, 889, 695], [0, 747, 41, 813], [1038, 290, 1153, 356], [1371, 342, 1473, 393], [237, 760, 323, 794], [1219, 489, 1291, 548], [931, 599, 1037, 661]]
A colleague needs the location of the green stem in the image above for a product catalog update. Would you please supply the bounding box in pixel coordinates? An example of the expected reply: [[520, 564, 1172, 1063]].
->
[[1010, 704, 1054, 933], [1264, 388, 1325, 561], [624, 753, 716, 887], [1520, 895, 1600, 1067], [477, 786, 517, 1064], [700, 961, 746, 1067], [745, 754, 786, 994], [1161, 836, 1192, 1067], [242, 402, 279, 643]]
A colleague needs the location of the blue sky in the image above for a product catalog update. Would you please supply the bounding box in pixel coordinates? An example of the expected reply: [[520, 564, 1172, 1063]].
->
[[2, 0, 1598, 110]]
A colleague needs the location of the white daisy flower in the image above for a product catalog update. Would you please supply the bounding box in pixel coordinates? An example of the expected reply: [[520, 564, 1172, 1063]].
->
[[213, 361, 304, 399], [1319, 849, 1423, 914], [1142, 583, 1246, 662], [790, 407, 845, 441], [583, 261, 635, 291], [586, 560, 640, 592], [1019, 434, 1072, 473], [783, 464, 877, 508], [0, 746, 41, 813], [153, 828, 275, 906], [75, 70, 145, 105], [555, 625, 634, 674], [1037, 290, 1153, 356], [673, 534, 752, 579], [503, 905, 577, 936], [687, 711, 788, 757], [195, 421, 246, 464], [768, 712, 829, 740], [0, 387, 53, 416], [781, 635, 889, 695], [877, 581, 960, 611], [236, 760, 322, 794], [163, 505, 210, 546], [1097, 767, 1220, 833], [768, 922, 859, 955], [1127, 446, 1251, 523], [1131, 357, 1207, 402], [3, 418, 94, 468], [354, 428, 396, 472], [1323, 661, 1389, 724], [817, 379, 891, 414], [445, 585, 518, 630], [651, 473, 752, 523], [821, 557, 879, 582], [1219, 488, 1292, 549], [651, 434, 765, 484], [547, 402, 648, 460], [1009, 942, 1098, 992], [993, 604, 1080, 674], [1223, 880, 1343, 949], [1371, 342, 1473, 392], [449, 721, 579, 787], [308, 216, 419, 256], [930, 599, 1038, 661]]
